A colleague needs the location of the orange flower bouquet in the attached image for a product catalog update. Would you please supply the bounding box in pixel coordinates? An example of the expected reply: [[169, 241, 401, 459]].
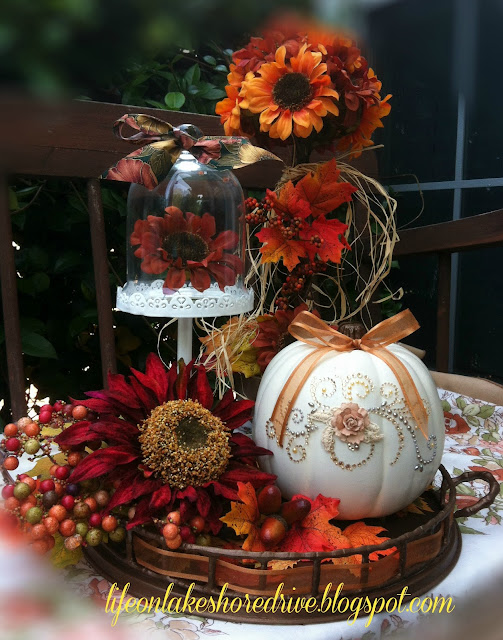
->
[[201, 16, 399, 386]]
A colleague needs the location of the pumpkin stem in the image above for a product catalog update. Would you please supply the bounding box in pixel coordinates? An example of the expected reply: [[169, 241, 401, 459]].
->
[[338, 322, 366, 340]]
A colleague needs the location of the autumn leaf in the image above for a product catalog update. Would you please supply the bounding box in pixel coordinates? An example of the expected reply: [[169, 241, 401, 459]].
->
[[404, 496, 434, 516], [342, 521, 396, 561], [256, 227, 308, 271], [51, 533, 83, 568], [301, 216, 350, 264], [220, 482, 265, 552], [268, 558, 300, 571], [267, 183, 312, 220], [295, 159, 357, 217], [276, 494, 350, 554]]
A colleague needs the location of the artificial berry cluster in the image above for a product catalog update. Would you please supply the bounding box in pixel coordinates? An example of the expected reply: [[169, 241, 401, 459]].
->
[[275, 260, 328, 310], [160, 511, 211, 550], [244, 195, 272, 226], [1, 402, 93, 472], [256, 484, 311, 547], [1, 413, 125, 556]]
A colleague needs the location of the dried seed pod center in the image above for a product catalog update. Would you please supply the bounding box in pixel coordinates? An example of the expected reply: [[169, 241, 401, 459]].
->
[[138, 399, 230, 489]]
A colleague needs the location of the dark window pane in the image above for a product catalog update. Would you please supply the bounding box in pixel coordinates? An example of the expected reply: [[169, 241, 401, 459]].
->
[[367, 0, 457, 182], [464, 0, 503, 179], [394, 189, 453, 228], [461, 187, 503, 217], [454, 248, 503, 381]]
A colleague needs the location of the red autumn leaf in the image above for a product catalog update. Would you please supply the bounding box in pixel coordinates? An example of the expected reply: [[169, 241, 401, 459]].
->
[[220, 482, 266, 552], [342, 521, 396, 561], [277, 494, 350, 554], [300, 216, 350, 264], [267, 183, 312, 220], [256, 227, 308, 271], [295, 159, 357, 217]]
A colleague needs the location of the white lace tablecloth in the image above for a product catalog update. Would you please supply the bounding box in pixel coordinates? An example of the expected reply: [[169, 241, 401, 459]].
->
[[1, 388, 503, 640]]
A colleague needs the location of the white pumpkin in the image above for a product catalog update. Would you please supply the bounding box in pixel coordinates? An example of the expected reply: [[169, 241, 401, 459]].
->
[[253, 338, 445, 519]]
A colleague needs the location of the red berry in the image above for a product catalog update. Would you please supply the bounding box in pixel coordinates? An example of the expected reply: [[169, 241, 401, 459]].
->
[[102, 515, 117, 532], [4, 424, 18, 437], [60, 495, 75, 511], [23, 422, 40, 437], [40, 479, 55, 493], [3, 456, 19, 471], [31, 539, 49, 555], [40, 404, 53, 414], [67, 452, 82, 467], [20, 476, 36, 492], [48, 505, 67, 522], [30, 523, 47, 541], [179, 525, 192, 541], [88, 512, 102, 528], [167, 510, 181, 526], [59, 519, 76, 537], [71, 405, 88, 420], [53, 401, 65, 412], [46, 535, 56, 550], [162, 523, 179, 540], [189, 516, 205, 534], [62, 404, 74, 417], [4, 497, 20, 511], [55, 466, 70, 480], [165, 534, 182, 550], [5, 438, 20, 452], [43, 516, 59, 535], [2, 485, 14, 499], [257, 484, 282, 515], [84, 497, 98, 512], [53, 482, 65, 497], [39, 411, 52, 424]]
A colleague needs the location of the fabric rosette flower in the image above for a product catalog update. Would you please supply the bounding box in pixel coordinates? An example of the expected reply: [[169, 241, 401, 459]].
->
[[54, 355, 275, 533], [130, 206, 244, 292], [328, 402, 370, 445]]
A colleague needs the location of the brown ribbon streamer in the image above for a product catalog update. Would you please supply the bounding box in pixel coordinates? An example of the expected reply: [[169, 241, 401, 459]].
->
[[270, 309, 429, 446]]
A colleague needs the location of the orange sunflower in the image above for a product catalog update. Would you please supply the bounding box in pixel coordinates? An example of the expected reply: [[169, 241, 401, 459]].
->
[[337, 94, 392, 158], [240, 44, 340, 140]]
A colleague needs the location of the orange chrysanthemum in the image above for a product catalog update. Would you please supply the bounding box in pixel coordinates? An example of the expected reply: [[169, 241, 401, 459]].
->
[[337, 94, 392, 158], [240, 44, 340, 140]]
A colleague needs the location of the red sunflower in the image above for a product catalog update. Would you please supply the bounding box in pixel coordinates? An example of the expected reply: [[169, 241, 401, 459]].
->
[[54, 355, 274, 534], [130, 206, 244, 292]]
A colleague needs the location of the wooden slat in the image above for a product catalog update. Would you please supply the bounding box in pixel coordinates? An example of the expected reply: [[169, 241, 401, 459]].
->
[[0, 97, 287, 188], [436, 253, 451, 372], [394, 209, 503, 256], [0, 174, 26, 418], [87, 179, 117, 384]]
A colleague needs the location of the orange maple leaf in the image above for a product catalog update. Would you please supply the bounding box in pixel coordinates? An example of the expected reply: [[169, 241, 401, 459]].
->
[[276, 494, 351, 554], [342, 521, 396, 561], [219, 482, 266, 552], [300, 216, 350, 263], [256, 227, 308, 271], [295, 159, 357, 217]]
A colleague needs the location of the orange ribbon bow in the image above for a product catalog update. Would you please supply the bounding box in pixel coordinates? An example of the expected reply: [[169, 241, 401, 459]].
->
[[270, 309, 429, 445]]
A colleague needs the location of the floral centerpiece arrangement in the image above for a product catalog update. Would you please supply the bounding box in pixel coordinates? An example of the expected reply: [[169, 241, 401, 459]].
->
[[0, 356, 394, 566], [201, 16, 399, 385]]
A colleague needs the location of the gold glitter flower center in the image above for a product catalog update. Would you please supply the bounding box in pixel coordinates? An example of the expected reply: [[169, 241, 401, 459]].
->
[[138, 399, 230, 489]]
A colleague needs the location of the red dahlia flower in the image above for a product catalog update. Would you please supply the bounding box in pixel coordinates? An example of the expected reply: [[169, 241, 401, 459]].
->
[[130, 206, 244, 292], [55, 355, 274, 533]]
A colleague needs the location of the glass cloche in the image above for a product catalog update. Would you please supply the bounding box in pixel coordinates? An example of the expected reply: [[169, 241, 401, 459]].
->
[[116, 150, 254, 318]]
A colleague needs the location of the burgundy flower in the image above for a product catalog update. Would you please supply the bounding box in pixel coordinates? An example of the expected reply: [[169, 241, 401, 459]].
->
[[130, 206, 243, 293], [55, 355, 274, 533]]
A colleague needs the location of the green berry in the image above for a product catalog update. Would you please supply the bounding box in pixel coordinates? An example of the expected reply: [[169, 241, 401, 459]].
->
[[13, 482, 31, 500], [85, 528, 103, 547], [23, 439, 40, 455], [75, 522, 89, 537], [109, 526, 126, 543], [25, 507, 43, 524]]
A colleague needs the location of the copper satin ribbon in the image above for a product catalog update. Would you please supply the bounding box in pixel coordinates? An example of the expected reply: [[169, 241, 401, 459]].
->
[[270, 309, 429, 445]]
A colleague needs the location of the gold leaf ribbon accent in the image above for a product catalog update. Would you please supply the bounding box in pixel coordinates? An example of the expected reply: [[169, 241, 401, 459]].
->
[[270, 309, 428, 445], [102, 113, 282, 189]]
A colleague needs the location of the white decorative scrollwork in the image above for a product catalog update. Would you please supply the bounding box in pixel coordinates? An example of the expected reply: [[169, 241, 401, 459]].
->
[[116, 280, 254, 318]]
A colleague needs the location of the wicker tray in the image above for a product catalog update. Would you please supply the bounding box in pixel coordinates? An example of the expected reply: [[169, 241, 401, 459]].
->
[[84, 465, 498, 624]]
